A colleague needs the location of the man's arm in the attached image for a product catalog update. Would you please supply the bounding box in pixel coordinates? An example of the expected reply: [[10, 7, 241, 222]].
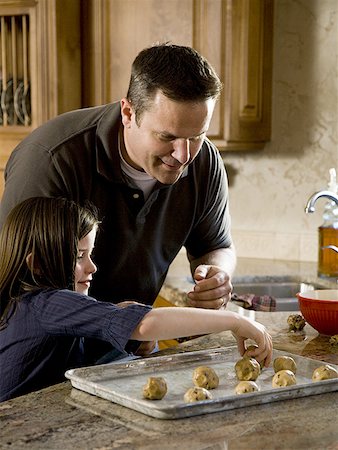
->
[[186, 245, 236, 309]]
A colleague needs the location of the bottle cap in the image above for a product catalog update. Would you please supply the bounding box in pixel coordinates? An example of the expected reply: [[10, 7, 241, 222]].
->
[[328, 168, 338, 194]]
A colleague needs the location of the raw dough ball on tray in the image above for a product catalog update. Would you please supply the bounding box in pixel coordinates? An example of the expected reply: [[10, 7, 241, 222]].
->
[[272, 369, 297, 388], [192, 366, 219, 390], [143, 377, 167, 400], [235, 380, 259, 395], [184, 387, 213, 403], [243, 344, 259, 357], [243, 344, 265, 369], [235, 357, 261, 381], [273, 356, 297, 374], [312, 364, 338, 382]]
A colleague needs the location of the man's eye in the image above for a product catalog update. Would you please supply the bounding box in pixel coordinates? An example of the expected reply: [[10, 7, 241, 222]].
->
[[158, 134, 204, 143], [159, 135, 173, 142]]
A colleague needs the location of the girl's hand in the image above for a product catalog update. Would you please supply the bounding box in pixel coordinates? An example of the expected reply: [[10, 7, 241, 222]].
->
[[231, 314, 273, 367]]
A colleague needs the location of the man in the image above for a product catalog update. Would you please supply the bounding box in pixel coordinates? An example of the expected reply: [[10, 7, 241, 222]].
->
[[0, 43, 236, 314]]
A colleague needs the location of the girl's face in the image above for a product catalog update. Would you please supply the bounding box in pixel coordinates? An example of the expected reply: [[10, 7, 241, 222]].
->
[[75, 228, 97, 295]]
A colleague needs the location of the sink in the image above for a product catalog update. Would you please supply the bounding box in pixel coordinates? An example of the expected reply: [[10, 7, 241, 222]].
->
[[232, 281, 326, 311]]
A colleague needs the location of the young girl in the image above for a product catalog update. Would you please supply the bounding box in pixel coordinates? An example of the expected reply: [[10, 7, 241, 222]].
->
[[0, 197, 272, 402]]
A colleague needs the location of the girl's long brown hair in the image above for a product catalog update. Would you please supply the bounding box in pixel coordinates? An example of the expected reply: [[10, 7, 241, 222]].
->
[[0, 197, 99, 328]]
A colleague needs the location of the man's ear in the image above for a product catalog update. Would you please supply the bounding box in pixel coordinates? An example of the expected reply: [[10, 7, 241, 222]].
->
[[120, 98, 133, 128]]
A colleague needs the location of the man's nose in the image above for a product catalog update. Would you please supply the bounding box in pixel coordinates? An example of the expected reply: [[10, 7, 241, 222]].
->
[[171, 139, 190, 165]]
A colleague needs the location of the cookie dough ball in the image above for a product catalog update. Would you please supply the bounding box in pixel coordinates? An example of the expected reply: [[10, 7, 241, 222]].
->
[[273, 356, 297, 374], [235, 380, 259, 395], [243, 344, 265, 369], [183, 387, 212, 403], [143, 377, 167, 400], [192, 366, 219, 390], [287, 314, 306, 331], [329, 335, 338, 347], [272, 369, 297, 388], [243, 344, 258, 357], [235, 357, 261, 381], [312, 364, 338, 382]]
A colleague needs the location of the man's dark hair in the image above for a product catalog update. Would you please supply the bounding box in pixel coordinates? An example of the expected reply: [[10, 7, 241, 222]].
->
[[126, 43, 222, 124]]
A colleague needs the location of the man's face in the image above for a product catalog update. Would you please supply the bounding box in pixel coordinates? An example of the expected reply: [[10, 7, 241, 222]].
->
[[121, 91, 216, 185]]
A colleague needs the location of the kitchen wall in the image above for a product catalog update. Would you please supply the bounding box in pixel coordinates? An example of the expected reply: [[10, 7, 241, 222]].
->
[[224, 0, 338, 262]]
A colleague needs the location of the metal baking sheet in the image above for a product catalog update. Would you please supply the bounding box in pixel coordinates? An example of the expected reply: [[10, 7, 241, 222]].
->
[[65, 347, 338, 419]]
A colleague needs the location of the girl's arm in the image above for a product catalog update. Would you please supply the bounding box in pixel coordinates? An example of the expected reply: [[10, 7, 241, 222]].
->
[[131, 307, 273, 367]]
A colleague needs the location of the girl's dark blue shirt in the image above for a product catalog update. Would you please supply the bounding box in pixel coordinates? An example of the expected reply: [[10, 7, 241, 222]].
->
[[0, 289, 151, 402]]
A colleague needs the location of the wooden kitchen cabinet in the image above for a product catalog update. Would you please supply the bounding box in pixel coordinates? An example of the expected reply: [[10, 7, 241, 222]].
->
[[0, 0, 273, 197], [0, 0, 81, 194], [82, 0, 273, 151]]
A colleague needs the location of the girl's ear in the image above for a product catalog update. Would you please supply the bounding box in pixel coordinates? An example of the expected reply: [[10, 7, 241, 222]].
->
[[26, 253, 41, 275], [26, 253, 33, 270]]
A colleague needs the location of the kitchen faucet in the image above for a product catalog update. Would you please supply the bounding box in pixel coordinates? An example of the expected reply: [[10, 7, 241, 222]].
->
[[305, 190, 338, 213], [305, 190, 338, 257]]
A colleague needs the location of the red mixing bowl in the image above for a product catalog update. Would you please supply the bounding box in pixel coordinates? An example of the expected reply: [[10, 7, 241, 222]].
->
[[297, 290, 338, 336]]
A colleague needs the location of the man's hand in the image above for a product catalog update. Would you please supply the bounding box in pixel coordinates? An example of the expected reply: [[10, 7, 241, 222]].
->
[[134, 341, 157, 356], [187, 264, 232, 309]]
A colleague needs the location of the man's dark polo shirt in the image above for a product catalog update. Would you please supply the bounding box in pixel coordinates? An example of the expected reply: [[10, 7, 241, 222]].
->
[[0, 102, 232, 305]]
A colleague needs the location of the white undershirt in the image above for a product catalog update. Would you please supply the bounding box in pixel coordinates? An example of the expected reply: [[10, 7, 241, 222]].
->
[[119, 133, 157, 200]]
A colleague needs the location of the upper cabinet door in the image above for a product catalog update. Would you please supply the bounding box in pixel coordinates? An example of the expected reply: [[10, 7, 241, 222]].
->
[[222, 0, 273, 150], [82, 0, 273, 151], [0, 0, 82, 194]]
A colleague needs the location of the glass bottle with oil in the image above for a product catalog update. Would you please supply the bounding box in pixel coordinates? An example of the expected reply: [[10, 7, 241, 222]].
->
[[318, 169, 338, 278]]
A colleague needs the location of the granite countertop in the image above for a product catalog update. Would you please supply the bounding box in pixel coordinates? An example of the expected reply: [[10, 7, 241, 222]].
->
[[1, 258, 338, 450]]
